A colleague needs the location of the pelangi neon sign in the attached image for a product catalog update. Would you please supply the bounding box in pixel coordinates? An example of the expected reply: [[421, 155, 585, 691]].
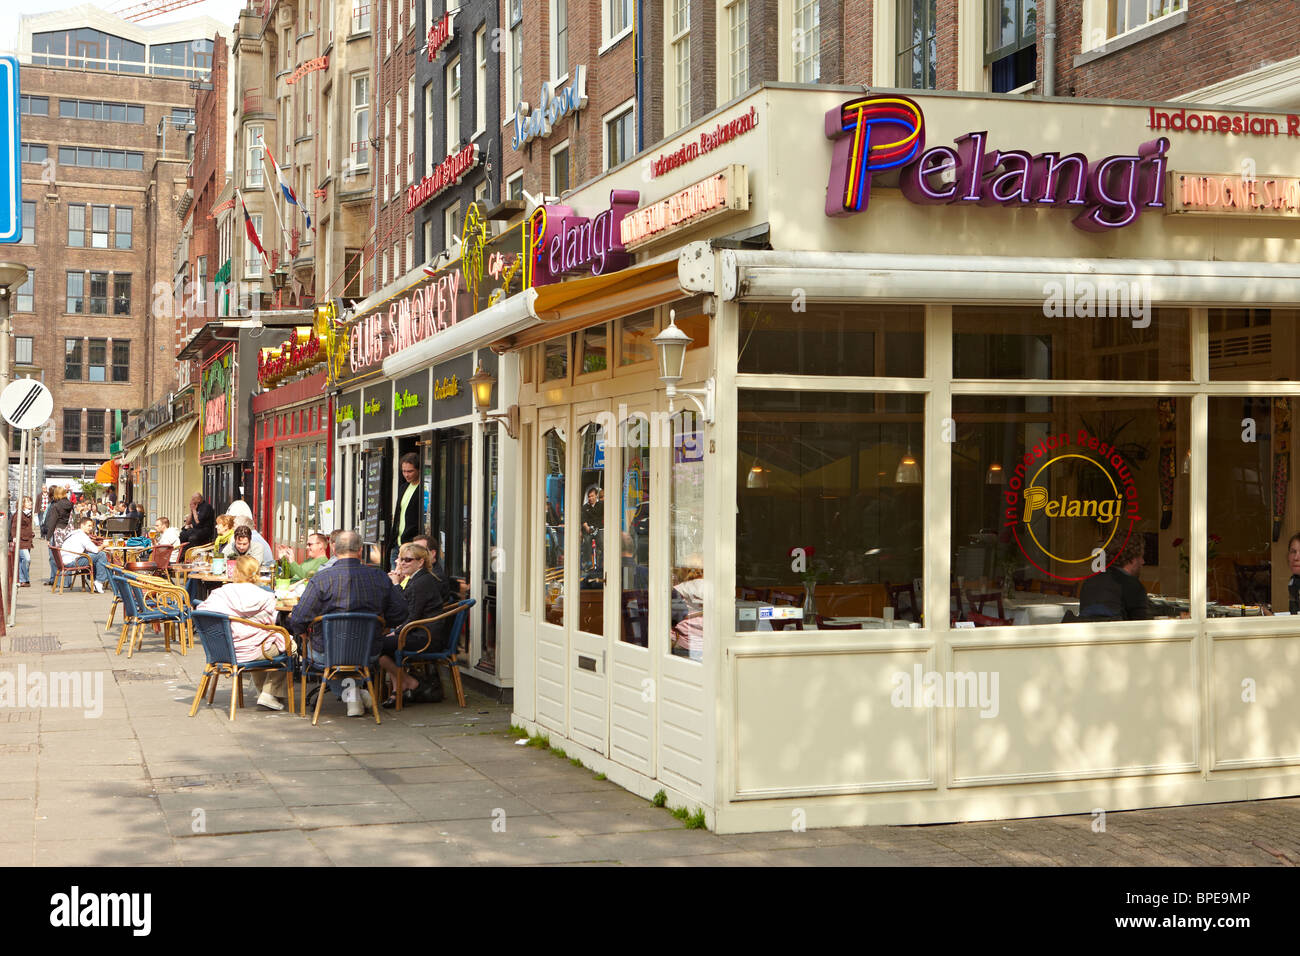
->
[[825, 94, 1171, 231]]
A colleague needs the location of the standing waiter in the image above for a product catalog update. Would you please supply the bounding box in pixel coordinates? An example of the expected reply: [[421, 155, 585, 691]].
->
[[387, 452, 422, 569]]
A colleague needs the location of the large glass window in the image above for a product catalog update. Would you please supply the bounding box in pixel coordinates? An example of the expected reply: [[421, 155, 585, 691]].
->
[[446, 57, 461, 150], [951, 395, 1188, 625], [952, 306, 1191, 381], [739, 303, 924, 377], [20, 95, 48, 116], [793, 0, 820, 82], [15, 272, 33, 312], [20, 201, 34, 244], [897, 0, 938, 90], [726, 0, 749, 98], [86, 409, 105, 453], [737, 391, 926, 630], [66, 272, 84, 313], [543, 426, 567, 625], [64, 339, 83, 380], [88, 338, 107, 381], [246, 126, 264, 187], [1107, 0, 1183, 41], [606, 106, 634, 170], [670, 0, 691, 131], [89, 272, 108, 314], [671, 410, 705, 657], [114, 207, 133, 249], [607, 0, 632, 38], [112, 341, 130, 381], [619, 311, 655, 366], [1206, 397, 1275, 614], [351, 74, 370, 168], [986, 0, 1037, 92], [620, 414, 651, 646], [68, 205, 86, 247], [554, 0, 568, 79], [62, 409, 80, 452], [15, 337, 33, 365], [20, 143, 48, 164], [91, 206, 110, 248], [481, 428, 500, 670], [114, 274, 131, 315], [578, 421, 606, 635]]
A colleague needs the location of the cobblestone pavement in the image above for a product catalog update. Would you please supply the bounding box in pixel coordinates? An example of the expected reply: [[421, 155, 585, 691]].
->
[[3, 540, 1298, 866]]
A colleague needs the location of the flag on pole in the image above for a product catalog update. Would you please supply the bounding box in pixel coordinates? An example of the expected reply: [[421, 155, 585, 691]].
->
[[263, 142, 312, 232], [236, 189, 267, 260]]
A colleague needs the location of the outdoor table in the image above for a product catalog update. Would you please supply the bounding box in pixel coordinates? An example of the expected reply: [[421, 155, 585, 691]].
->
[[102, 544, 147, 567]]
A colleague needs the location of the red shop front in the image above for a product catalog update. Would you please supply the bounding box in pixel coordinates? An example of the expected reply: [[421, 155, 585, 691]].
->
[[251, 370, 333, 555]]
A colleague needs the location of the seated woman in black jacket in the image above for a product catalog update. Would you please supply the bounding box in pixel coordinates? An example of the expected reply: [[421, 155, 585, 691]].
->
[[376, 543, 450, 707], [179, 501, 216, 552]]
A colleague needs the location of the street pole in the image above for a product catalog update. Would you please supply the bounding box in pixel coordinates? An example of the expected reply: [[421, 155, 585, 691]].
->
[[8, 424, 24, 626], [0, 262, 30, 634]]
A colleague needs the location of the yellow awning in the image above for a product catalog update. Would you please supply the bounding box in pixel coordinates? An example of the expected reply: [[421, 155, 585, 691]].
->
[[152, 417, 197, 454], [121, 441, 148, 465]]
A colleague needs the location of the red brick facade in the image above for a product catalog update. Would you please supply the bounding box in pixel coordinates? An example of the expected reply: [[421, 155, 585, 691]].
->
[[374, 0, 418, 291]]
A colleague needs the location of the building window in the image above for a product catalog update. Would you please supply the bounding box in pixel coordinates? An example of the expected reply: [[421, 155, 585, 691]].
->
[[352, 0, 370, 32], [68, 205, 86, 247], [20, 143, 48, 164], [89, 272, 108, 314], [58, 99, 144, 123], [551, 142, 570, 195], [793, 0, 820, 82], [407, 77, 416, 184], [510, 0, 524, 114], [475, 26, 488, 135], [446, 57, 461, 151], [405, 233, 413, 275], [15, 272, 33, 312], [1108, 0, 1181, 40], [669, 0, 690, 131], [15, 337, 32, 366], [246, 126, 264, 187], [554, 0, 568, 79], [19, 95, 48, 116], [987, 0, 1037, 91], [898, 0, 938, 89], [607, 0, 632, 41], [114, 274, 131, 315], [351, 73, 370, 168], [112, 341, 130, 381], [62, 408, 80, 452], [19, 200, 34, 245], [88, 340, 106, 382], [56, 147, 144, 169], [86, 409, 105, 452], [605, 103, 635, 170], [114, 207, 133, 249], [445, 203, 463, 249], [506, 171, 524, 200], [172, 107, 195, 127], [91, 205, 110, 248], [726, 0, 749, 99], [424, 80, 434, 176], [64, 340, 83, 381], [66, 272, 84, 313]]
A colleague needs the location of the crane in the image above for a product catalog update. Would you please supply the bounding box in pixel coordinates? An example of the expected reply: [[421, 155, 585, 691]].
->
[[112, 0, 210, 23]]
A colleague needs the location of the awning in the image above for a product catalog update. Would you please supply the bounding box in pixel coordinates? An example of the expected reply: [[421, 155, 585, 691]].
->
[[382, 288, 540, 380], [94, 460, 119, 484], [150, 418, 197, 455], [120, 441, 148, 466], [715, 250, 1300, 304]]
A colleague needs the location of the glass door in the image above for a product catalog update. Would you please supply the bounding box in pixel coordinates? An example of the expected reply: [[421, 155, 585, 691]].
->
[[569, 399, 611, 755], [535, 408, 569, 735]]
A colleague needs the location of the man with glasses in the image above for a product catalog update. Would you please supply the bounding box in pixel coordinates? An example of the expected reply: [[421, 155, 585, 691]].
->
[[277, 532, 330, 582]]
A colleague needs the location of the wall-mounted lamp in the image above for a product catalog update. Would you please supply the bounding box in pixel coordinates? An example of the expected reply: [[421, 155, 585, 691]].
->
[[468, 363, 518, 439], [652, 309, 715, 423]]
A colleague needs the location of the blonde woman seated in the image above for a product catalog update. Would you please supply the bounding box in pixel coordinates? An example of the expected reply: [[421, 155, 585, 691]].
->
[[197, 555, 295, 710], [213, 514, 236, 553]]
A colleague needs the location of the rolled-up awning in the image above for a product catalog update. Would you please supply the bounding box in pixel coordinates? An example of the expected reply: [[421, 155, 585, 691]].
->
[[150, 417, 197, 455], [121, 441, 148, 465], [94, 460, 119, 484]]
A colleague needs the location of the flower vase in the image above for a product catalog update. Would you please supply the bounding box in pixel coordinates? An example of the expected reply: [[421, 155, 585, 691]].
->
[[802, 582, 818, 630]]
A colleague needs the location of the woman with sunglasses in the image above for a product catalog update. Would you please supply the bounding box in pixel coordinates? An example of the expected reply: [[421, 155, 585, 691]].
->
[[376, 543, 449, 707]]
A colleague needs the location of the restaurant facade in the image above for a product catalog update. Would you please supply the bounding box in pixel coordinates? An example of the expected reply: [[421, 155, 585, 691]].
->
[[120, 387, 200, 529], [491, 84, 1300, 832]]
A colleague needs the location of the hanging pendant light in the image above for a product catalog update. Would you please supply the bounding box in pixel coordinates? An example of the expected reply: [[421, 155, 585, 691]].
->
[[985, 462, 1004, 485], [895, 448, 921, 484]]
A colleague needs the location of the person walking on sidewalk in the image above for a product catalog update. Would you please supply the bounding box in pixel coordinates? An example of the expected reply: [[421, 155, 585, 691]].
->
[[9, 497, 34, 587], [59, 517, 110, 593], [41, 486, 73, 586]]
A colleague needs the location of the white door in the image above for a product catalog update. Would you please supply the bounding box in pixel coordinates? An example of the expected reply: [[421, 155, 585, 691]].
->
[[535, 410, 569, 735], [568, 400, 611, 754], [608, 397, 656, 776]]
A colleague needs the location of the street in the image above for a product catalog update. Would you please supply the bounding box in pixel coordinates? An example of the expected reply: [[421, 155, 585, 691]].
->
[[2, 540, 1297, 867]]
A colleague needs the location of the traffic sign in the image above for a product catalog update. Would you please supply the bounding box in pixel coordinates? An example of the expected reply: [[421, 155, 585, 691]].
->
[[0, 378, 51, 430], [0, 56, 20, 244]]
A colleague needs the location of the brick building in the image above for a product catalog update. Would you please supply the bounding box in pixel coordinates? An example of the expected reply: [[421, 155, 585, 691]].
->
[[12, 7, 226, 476], [409, 0, 502, 270]]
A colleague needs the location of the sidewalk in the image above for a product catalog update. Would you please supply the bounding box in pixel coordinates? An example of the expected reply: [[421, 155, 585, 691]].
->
[[2, 538, 1298, 866]]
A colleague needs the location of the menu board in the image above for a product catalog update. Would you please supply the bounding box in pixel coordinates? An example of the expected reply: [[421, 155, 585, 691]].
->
[[362, 451, 384, 546]]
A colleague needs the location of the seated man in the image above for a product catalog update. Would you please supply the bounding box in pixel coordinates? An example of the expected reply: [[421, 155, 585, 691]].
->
[[289, 530, 410, 716], [228, 516, 273, 566], [59, 517, 110, 593], [223, 525, 271, 566], [276, 532, 330, 583], [1077, 538, 1153, 622], [154, 517, 182, 563]]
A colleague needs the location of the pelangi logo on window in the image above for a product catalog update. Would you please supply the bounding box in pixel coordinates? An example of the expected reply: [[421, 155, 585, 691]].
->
[[1003, 429, 1142, 581]]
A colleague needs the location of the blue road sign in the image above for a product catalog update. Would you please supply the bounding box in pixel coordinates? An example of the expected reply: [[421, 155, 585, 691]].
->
[[0, 56, 19, 244]]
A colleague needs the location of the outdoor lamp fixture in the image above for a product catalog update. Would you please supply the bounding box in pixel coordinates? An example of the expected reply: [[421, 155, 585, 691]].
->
[[468, 363, 519, 439], [985, 462, 1005, 485], [653, 309, 715, 423]]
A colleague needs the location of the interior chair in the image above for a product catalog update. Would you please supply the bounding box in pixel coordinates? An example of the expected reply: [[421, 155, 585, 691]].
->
[[886, 582, 917, 622], [1234, 562, 1271, 606], [300, 613, 384, 725], [966, 590, 1008, 619], [769, 589, 804, 631], [393, 599, 476, 711], [189, 610, 296, 721]]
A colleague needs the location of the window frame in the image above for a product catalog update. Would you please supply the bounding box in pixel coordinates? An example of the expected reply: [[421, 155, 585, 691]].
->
[[351, 72, 370, 170], [64, 340, 83, 381], [446, 55, 462, 153], [552, 0, 569, 84], [19, 200, 34, 245], [246, 125, 265, 188], [896, 0, 939, 90], [666, 0, 692, 133], [792, 0, 821, 82], [62, 408, 81, 451], [603, 0, 634, 48], [114, 206, 133, 249], [550, 139, 572, 197], [66, 271, 84, 314], [15, 272, 33, 312], [602, 99, 636, 172], [14, 336, 33, 366], [112, 340, 130, 382]]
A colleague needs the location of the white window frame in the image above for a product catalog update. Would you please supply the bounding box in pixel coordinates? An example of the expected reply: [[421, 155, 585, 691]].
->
[[351, 72, 370, 170], [246, 213, 264, 278], [506, 170, 524, 201], [717, 0, 750, 102], [245, 125, 265, 187], [424, 80, 434, 176], [664, 0, 691, 134], [601, 0, 634, 50], [444, 201, 462, 250], [385, 0, 393, 55], [506, 13, 523, 124], [602, 98, 636, 172], [475, 25, 488, 136], [550, 138, 571, 196], [405, 232, 414, 274], [792, 0, 820, 83], [551, 0, 570, 84], [446, 55, 462, 152], [384, 105, 391, 200], [407, 77, 416, 184]]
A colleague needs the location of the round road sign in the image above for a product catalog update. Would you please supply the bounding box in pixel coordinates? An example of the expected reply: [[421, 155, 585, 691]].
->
[[0, 379, 53, 431]]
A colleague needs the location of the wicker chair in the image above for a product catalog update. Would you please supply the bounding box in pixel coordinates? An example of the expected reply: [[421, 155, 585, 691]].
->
[[300, 613, 384, 725], [190, 611, 296, 721], [393, 600, 475, 710]]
